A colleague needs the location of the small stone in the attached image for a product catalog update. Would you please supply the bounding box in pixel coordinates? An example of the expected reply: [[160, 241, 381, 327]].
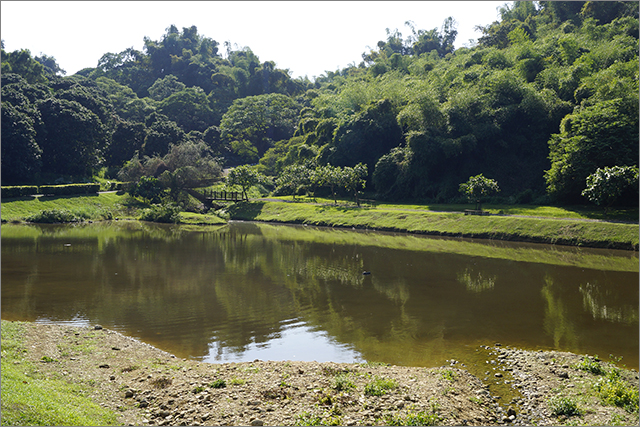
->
[[99, 364, 110, 368], [494, 373, 503, 378], [124, 390, 134, 398], [251, 419, 264, 426], [507, 408, 516, 417], [110, 375, 116, 380], [94, 325, 103, 330], [112, 347, 120, 351], [557, 371, 569, 379]]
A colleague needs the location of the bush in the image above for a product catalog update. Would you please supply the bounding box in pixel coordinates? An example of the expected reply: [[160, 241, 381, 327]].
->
[[363, 376, 397, 396], [25, 209, 88, 223], [139, 204, 181, 223]]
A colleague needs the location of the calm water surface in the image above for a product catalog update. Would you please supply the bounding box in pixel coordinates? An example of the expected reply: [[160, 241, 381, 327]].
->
[[2, 221, 638, 370]]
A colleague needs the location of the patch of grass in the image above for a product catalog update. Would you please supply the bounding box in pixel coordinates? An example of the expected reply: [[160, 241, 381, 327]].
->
[[40, 355, 57, 363], [594, 368, 639, 413], [441, 369, 457, 381], [229, 377, 245, 386], [210, 378, 226, 389], [0, 320, 118, 426], [192, 385, 206, 393], [385, 410, 443, 426], [364, 376, 398, 396], [573, 356, 607, 375], [333, 373, 355, 391], [295, 411, 323, 426], [139, 203, 181, 223], [548, 395, 582, 417]]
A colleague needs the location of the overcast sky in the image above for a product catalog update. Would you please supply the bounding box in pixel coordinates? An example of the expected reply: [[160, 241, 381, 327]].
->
[[1, 1, 507, 80]]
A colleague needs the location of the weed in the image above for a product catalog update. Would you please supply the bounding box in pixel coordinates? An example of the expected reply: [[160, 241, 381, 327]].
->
[[333, 373, 355, 391], [573, 356, 606, 375], [469, 396, 482, 404], [548, 395, 581, 417], [359, 361, 388, 368], [229, 377, 245, 386], [40, 355, 57, 363], [210, 379, 226, 389], [121, 365, 139, 373], [441, 369, 457, 381], [594, 368, 639, 413], [25, 209, 88, 223], [192, 385, 205, 393], [385, 410, 443, 426], [364, 376, 397, 396], [295, 411, 323, 426]]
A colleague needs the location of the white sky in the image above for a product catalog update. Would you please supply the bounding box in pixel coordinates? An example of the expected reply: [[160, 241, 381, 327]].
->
[[1, 1, 506, 80]]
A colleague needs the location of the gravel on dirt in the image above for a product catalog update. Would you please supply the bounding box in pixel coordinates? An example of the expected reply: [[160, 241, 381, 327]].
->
[[18, 322, 639, 426]]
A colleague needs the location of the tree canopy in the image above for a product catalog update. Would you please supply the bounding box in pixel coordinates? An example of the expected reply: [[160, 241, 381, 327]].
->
[[2, 3, 638, 209]]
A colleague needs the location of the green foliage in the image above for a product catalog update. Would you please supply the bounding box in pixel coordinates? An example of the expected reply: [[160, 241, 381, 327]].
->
[[549, 395, 582, 417], [24, 209, 88, 223], [385, 410, 443, 426], [129, 176, 167, 204], [546, 98, 639, 202], [595, 368, 639, 413], [1, 185, 39, 199], [226, 164, 264, 200], [573, 356, 606, 375], [582, 166, 638, 208], [363, 376, 397, 396], [332, 374, 355, 392], [459, 174, 500, 210], [38, 183, 101, 196], [139, 203, 181, 223], [210, 379, 226, 389]]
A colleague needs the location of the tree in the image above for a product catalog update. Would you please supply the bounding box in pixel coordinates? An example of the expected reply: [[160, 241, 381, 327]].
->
[[37, 97, 108, 177], [459, 174, 500, 211], [219, 93, 301, 164], [545, 98, 639, 202], [274, 163, 314, 199], [342, 163, 368, 206], [581, 166, 639, 209], [1, 101, 42, 183], [148, 75, 186, 101], [315, 164, 343, 204], [225, 164, 263, 200]]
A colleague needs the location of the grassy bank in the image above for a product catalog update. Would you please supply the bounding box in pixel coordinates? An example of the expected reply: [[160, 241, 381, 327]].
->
[[227, 200, 639, 250], [2, 193, 637, 250], [0, 321, 118, 426]]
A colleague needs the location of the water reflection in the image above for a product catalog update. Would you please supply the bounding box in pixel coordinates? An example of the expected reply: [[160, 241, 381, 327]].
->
[[1, 221, 638, 369]]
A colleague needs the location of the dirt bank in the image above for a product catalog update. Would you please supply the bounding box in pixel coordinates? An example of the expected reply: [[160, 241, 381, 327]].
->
[[17, 322, 639, 426]]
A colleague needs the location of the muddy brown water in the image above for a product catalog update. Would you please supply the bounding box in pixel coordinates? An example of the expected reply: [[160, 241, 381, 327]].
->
[[2, 221, 638, 374]]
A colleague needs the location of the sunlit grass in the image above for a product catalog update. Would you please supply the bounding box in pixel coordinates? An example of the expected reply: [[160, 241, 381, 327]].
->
[[0, 320, 119, 426]]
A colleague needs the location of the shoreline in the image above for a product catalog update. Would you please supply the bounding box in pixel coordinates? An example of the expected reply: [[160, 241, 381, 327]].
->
[[4, 320, 638, 426]]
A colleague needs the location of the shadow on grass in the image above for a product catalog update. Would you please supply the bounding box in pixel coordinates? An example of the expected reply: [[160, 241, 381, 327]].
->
[[38, 193, 100, 202], [227, 201, 266, 220], [561, 205, 639, 223]]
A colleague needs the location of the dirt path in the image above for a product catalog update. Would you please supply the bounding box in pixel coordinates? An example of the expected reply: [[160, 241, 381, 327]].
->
[[17, 322, 639, 426]]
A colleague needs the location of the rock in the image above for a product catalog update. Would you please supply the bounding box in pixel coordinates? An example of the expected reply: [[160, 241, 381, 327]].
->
[[507, 408, 516, 417], [251, 419, 264, 426], [124, 390, 134, 398], [94, 325, 103, 330], [557, 371, 569, 379], [494, 373, 503, 378]]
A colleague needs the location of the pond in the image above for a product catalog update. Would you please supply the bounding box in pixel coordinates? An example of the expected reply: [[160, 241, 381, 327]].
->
[[2, 221, 638, 371]]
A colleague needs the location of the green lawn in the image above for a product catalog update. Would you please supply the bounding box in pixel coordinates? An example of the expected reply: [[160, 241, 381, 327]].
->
[[0, 321, 119, 426]]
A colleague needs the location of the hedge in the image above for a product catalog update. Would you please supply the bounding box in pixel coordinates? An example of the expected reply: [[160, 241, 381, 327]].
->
[[1, 183, 100, 199], [1, 186, 39, 198], [37, 183, 100, 196]]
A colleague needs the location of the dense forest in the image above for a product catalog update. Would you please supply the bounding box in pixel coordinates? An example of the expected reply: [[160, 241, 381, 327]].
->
[[2, 1, 638, 206]]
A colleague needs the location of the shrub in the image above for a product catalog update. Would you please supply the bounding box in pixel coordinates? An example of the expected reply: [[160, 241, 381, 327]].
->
[[25, 209, 87, 223], [573, 356, 606, 375], [139, 204, 181, 224]]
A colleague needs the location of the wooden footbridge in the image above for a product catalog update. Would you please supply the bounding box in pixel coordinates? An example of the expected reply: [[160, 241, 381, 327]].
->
[[185, 188, 246, 205]]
